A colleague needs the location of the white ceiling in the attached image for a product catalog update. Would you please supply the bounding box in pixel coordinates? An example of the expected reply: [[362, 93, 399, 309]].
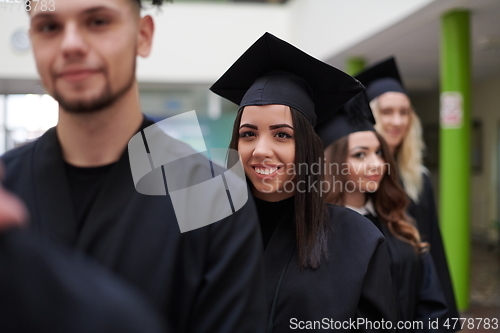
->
[[326, 0, 500, 92]]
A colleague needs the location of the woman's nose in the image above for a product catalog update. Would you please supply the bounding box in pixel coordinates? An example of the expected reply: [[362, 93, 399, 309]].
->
[[367, 154, 384, 172], [252, 137, 273, 159]]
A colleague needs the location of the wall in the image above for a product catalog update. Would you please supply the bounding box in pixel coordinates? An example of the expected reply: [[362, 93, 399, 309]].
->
[[0, 4, 35, 79], [138, 2, 290, 83], [471, 75, 500, 242], [410, 74, 500, 244], [0, 2, 290, 83]]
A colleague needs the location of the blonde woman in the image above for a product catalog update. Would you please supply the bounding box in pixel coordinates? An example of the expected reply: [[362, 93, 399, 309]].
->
[[356, 57, 459, 321]]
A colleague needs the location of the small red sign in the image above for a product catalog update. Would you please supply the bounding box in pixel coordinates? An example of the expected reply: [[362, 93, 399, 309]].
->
[[440, 92, 463, 128]]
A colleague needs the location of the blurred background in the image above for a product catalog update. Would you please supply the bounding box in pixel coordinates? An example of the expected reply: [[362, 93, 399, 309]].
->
[[0, 0, 499, 323]]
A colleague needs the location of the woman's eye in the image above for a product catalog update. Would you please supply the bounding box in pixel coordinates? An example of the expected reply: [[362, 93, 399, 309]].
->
[[275, 132, 292, 139], [239, 131, 255, 138], [376, 150, 383, 156], [352, 152, 366, 159]]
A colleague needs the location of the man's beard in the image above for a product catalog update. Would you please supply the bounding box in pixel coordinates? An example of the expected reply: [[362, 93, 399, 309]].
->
[[52, 62, 136, 114]]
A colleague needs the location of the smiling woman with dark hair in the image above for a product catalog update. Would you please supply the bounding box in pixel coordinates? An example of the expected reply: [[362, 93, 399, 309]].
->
[[211, 32, 397, 332]]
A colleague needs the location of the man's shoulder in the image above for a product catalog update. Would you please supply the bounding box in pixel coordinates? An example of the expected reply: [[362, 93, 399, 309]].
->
[[1, 140, 37, 163], [1, 129, 57, 190], [1, 127, 56, 165], [1, 141, 39, 188]]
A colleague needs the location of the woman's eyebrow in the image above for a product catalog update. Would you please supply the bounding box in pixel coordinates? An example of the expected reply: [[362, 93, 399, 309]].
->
[[239, 123, 257, 130], [269, 124, 293, 130], [349, 146, 369, 152]]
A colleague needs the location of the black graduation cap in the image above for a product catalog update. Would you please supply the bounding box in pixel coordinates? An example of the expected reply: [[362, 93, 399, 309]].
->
[[315, 91, 375, 148], [355, 57, 406, 102], [210, 32, 364, 127]]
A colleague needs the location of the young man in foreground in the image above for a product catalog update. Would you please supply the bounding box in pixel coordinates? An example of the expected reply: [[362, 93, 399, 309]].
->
[[2, 1, 266, 331]]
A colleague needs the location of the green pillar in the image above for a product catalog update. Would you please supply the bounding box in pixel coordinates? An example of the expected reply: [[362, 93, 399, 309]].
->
[[440, 10, 470, 311], [345, 57, 366, 76]]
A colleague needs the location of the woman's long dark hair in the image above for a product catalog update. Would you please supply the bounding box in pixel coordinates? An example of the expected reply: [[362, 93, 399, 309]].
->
[[324, 131, 427, 253], [228, 107, 329, 269]]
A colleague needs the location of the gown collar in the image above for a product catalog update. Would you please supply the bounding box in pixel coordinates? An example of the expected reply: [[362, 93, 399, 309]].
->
[[345, 197, 377, 217]]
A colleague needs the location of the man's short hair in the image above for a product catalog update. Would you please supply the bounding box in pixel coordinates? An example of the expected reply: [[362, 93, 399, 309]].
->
[[133, 0, 167, 8]]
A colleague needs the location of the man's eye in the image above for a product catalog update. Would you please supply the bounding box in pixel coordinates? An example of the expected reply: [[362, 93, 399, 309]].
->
[[88, 18, 110, 27], [38, 23, 60, 33]]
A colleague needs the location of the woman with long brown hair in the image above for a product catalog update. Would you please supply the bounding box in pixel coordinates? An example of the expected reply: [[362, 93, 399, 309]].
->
[[211, 32, 396, 332], [355, 57, 459, 321], [316, 92, 450, 332]]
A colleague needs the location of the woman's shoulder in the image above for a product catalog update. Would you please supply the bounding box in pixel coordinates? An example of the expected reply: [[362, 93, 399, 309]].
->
[[326, 204, 386, 247], [420, 166, 434, 185], [417, 167, 436, 199], [326, 203, 378, 229]]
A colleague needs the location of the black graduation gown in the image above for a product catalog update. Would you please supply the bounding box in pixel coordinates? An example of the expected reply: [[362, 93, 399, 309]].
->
[[362, 212, 449, 332], [0, 228, 166, 333], [257, 199, 398, 333], [407, 172, 459, 323], [1, 118, 267, 333]]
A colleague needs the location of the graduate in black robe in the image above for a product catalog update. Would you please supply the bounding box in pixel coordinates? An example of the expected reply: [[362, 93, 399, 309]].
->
[[0, 229, 168, 333], [406, 172, 459, 323], [1, 1, 267, 331], [316, 92, 450, 332], [254, 197, 397, 332], [1, 117, 267, 332], [0, 182, 165, 333], [211, 32, 397, 332], [356, 58, 459, 321]]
